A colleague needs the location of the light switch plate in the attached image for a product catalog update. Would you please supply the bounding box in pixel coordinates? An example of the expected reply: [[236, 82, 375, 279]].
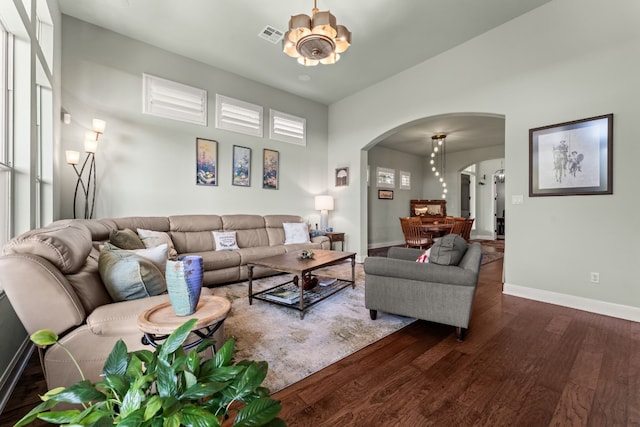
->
[[512, 195, 523, 205]]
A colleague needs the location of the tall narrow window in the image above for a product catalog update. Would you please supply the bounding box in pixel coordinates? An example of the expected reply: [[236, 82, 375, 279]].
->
[[0, 22, 12, 247]]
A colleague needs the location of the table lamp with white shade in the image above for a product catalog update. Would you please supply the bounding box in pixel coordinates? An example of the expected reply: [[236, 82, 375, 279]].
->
[[314, 195, 334, 231]]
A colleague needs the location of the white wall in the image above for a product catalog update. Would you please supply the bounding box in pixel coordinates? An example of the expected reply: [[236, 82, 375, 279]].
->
[[329, 0, 640, 313], [367, 146, 423, 247], [61, 16, 329, 221]]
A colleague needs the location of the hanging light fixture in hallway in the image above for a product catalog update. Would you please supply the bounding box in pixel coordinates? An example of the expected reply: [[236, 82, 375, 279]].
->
[[430, 134, 448, 199]]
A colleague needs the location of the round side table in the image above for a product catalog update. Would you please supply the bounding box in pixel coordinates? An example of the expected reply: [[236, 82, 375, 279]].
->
[[137, 295, 231, 351]]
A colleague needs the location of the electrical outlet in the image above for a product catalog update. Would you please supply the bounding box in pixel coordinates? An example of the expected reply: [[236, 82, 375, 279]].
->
[[590, 272, 600, 283]]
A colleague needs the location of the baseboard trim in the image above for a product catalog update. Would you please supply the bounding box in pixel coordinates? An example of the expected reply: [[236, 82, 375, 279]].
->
[[503, 283, 640, 323], [0, 338, 34, 415]]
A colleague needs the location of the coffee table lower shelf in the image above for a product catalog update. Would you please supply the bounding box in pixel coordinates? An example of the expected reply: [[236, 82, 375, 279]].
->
[[252, 277, 354, 319]]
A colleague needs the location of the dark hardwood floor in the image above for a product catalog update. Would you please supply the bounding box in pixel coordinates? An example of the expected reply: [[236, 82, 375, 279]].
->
[[3, 252, 639, 426]]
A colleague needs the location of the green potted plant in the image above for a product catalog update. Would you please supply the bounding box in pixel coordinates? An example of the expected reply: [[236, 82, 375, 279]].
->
[[15, 318, 285, 426]]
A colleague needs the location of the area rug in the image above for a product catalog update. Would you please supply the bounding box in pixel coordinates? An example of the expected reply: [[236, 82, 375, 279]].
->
[[207, 262, 414, 392]]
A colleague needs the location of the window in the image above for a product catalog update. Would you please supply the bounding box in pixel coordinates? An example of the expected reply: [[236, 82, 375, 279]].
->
[[143, 74, 207, 126], [269, 109, 306, 146], [399, 171, 411, 190], [215, 94, 263, 137], [376, 167, 395, 189], [0, 21, 12, 247]]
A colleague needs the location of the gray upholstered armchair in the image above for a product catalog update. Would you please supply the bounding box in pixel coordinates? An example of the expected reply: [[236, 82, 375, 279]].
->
[[364, 235, 482, 340]]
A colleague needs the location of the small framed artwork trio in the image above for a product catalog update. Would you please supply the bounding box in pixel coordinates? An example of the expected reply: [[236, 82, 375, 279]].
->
[[195, 137, 279, 190]]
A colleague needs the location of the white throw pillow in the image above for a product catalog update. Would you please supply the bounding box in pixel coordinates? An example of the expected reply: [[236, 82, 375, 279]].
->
[[102, 242, 168, 274], [137, 228, 178, 259], [283, 222, 310, 245], [213, 231, 239, 251]]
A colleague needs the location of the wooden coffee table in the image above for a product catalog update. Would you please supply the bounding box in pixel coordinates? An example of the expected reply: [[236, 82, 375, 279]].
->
[[248, 249, 356, 319]]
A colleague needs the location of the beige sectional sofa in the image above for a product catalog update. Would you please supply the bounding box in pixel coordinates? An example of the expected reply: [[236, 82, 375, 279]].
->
[[0, 214, 329, 389]]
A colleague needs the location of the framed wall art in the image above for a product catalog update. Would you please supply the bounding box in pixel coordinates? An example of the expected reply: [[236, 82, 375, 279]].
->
[[196, 138, 217, 186], [378, 189, 394, 200], [232, 145, 251, 187], [335, 167, 349, 187], [262, 149, 279, 190], [529, 114, 613, 197]]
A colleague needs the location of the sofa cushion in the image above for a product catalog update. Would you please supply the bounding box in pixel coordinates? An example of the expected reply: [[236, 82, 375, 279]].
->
[[102, 242, 168, 273], [213, 231, 239, 251], [2, 221, 92, 274], [109, 228, 145, 250], [283, 222, 310, 245], [429, 234, 468, 266], [98, 248, 166, 302], [137, 228, 178, 259]]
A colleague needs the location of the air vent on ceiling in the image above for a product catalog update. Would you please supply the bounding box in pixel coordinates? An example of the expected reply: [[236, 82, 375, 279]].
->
[[258, 25, 285, 44]]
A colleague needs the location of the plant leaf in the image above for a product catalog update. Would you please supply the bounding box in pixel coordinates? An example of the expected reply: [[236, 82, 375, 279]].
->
[[103, 339, 129, 376], [30, 329, 59, 346], [194, 337, 216, 354], [49, 380, 106, 404], [116, 408, 145, 427], [144, 395, 163, 420], [163, 413, 181, 427], [120, 386, 144, 418], [156, 358, 178, 398], [232, 398, 282, 427], [158, 318, 197, 360], [37, 409, 83, 423], [229, 362, 268, 402], [181, 405, 221, 427], [100, 374, 129, 399], [13, 400, 58, 427], [213, 338, 235, 368], [199, 366, 245, 382], [179, 381, 230, 400], [185, 350, 200, 374]]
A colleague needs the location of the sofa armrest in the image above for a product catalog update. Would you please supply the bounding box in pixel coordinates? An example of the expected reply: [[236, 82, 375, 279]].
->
[[0, 254, 85, 335], [364, 256, 477, 287], [387, 246, 425, 261], [86, 288, 214, 336]]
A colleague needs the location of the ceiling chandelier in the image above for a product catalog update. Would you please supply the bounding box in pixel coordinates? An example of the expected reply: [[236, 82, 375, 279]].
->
[[283, 0, 351, 66], [430, 134, 448, 199]]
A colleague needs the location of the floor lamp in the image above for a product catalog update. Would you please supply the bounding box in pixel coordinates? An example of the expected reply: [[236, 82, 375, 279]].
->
[[65, 119, 106, 219], [314, 195, 334, 231]]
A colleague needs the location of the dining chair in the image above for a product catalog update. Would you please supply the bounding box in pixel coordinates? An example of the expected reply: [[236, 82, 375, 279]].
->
[[399, 217, 431, 249], [450, 217, 466, 236], [462, 218, 475, 241]]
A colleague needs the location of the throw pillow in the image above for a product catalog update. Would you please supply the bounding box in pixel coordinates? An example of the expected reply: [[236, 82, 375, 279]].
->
[[109, 228, 145, 250], [416, 248, 431, 263], [98, 247, 166, 302], [137, 228, 178, 259], [429, 234, 468, 266], [283, 222, 310, 245], [102, 242, 168, 273], [213, 231, 239, 251]]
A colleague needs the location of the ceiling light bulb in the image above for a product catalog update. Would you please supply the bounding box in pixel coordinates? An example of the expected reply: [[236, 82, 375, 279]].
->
[[430, 160, 434, 165], [443, 183, 447, 187], [438, 140, 443, 146], [431, 153, 435, 158], [434, 147, 438, 153], [444, 189, 448, 193], [435, 171, 440, 176], [439, 178, 444, 182], [431, 167, 436, 172], [442, 194, 446, 199]]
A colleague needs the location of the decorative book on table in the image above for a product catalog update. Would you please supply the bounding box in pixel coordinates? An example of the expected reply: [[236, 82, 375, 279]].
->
[[316, 276, 337, 287], [264, 288, 300, 304]]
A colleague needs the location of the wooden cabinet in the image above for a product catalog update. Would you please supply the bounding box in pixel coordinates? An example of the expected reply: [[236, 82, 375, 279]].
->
[[410, 199, 447, 224]]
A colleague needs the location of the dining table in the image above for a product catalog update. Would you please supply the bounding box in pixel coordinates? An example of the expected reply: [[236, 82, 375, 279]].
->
[[421, 222, 453, 237]]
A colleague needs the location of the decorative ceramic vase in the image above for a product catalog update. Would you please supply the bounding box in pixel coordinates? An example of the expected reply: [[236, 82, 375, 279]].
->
[[165, 255, 203, 316]]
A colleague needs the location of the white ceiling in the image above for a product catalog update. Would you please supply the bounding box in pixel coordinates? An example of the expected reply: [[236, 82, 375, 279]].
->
[[58, 0, 549, 154]]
